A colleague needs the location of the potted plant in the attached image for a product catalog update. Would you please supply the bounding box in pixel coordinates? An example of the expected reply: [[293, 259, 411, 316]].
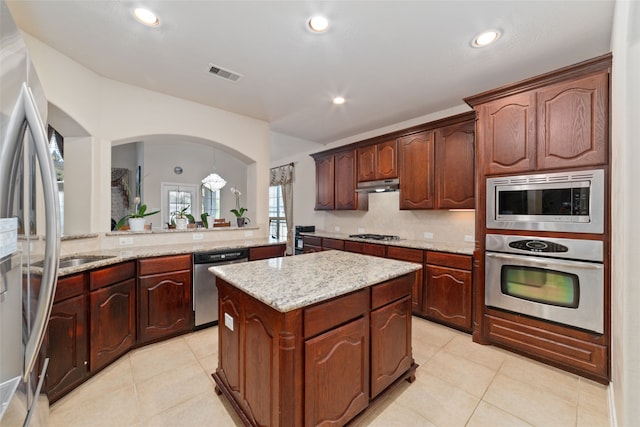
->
[[230, 187, 250, 227], [172, 206, 195, 230], [116, 197, 159, 231]]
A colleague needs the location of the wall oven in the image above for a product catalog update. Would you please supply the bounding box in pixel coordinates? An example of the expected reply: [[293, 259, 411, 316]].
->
[[485, 234, 604, 334], [486, 169, 604, 233]]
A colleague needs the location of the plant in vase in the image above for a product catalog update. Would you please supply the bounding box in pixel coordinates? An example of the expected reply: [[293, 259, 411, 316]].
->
[[172, 206, 195, 230], [116, 197, 159, 231], [230, 187, 250, 227]]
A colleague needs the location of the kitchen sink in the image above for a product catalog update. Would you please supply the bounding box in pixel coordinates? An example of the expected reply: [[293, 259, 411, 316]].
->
[[32, 255, 116, 269]]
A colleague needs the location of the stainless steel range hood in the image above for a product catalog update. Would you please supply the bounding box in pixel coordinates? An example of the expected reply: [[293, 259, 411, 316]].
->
[[355, 178, 400, 193]]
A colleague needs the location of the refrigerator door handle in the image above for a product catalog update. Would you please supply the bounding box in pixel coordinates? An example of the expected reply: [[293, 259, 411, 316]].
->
[[0, 83, 60, 380]]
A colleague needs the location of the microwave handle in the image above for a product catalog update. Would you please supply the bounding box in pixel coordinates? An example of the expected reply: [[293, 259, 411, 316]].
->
[[485, 252, 603, 270]]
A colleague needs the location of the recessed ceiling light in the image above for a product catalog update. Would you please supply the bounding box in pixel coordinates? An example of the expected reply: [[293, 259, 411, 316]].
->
[[472, 30, 501, 47], [308, 16, 329, 33], [332, 97, 345, 105], [133, 8, 159, 27]]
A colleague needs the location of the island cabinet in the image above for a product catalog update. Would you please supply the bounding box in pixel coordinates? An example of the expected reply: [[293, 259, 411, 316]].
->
[[248, 243, 286, 261], [467, 55, 610, 175], [212, 252, 418, 427], [312, 148, 367, 211], [46, 273, 88, 403], [424, 252, 473, 331], [357, 139, 398, 182], [137, 254, 193, 343], [88, 261, 136, 371]]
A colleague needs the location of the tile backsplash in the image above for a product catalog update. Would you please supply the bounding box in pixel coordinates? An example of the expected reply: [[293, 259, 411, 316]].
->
[[320, 191, 475, 243]]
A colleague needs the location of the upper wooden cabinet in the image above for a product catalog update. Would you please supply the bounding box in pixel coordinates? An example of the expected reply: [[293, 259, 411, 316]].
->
[[398, 118, 475, 210], [467, 54, 611, 175], [312, 148, 367, 211], [398, 131, 435, 209], [357, 139, 398, 182]]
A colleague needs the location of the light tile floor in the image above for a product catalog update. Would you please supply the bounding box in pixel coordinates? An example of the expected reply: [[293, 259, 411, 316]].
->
[[49, 317, 610, 426]]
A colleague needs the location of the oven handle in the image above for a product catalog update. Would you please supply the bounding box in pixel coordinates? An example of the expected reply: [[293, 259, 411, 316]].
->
[[486, 252, 603, 270]]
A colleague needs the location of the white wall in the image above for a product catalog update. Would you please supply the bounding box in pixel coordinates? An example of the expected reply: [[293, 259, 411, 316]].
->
[[271, 104, 475, 244], [610, 1, 640, 426], [21, 33, 271, 235]]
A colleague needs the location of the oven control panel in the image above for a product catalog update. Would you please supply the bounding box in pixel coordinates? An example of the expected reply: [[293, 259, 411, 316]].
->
[[509, 239, 568, 253]]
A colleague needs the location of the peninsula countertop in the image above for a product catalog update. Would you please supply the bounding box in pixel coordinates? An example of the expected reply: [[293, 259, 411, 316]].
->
[[209, 250, 422, 313]]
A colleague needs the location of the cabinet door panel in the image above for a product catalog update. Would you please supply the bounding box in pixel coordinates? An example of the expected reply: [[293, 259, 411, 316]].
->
[[315, 155, 335, 210], [305, 316, 369, 427], [335, 149, 357, 210], [370, 296, 412, 398], [483, 92, 537, 175], [47, 295, 87, 402], [218, 282, 243, 401], [357, 144, 377, 182], [436, 121, 475, 209], [376, 139, 398, 179], [537, 72, 608, 169], [398, 131, 434, 209], [90, 279, 136, 371], [425, 265, 472, 330], [138, 270, 192, 343]]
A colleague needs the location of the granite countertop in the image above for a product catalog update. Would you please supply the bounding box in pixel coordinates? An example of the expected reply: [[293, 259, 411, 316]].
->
[[301, 231, 474, 255], [36, 237, 286, 277], [210, 250, 423, 313]]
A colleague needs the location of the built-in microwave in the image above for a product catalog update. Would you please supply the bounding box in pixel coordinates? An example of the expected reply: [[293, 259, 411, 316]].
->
[[486, 169, 604, 234]]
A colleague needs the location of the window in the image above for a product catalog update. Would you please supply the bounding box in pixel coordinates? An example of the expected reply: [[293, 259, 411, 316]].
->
[[269, 185, 287, 239], [48, 125, 64, 233], [161, 183, 196, 227], [201, 186, 221, 218]]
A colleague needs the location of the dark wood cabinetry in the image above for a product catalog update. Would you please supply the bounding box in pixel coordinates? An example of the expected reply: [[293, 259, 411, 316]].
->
[[424, 252, 473, 331], [313, 149, 366, 211], [138, 254, 193, 343], [435, 121, 475, 209], [357, 139, 398, 182], [398, 131, 435, 209], [248, 244, 286, 261], [386, 246, 424, 314], [47, 279, 88, 402], [302, 235, 322, 253]]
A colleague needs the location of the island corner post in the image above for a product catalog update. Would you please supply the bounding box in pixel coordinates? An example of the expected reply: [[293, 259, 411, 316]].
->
[[209, 251, 421, 426]]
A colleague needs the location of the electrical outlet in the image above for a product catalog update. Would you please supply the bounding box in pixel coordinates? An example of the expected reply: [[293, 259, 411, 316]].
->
[[423, 232, 433, 239], [244, 230, 253, 237], [193, 233, 203, 241], [358, 227, 365, 233], [334, 226, 341, 232], [119, 237, 133, 245], [464, 235, 474, 242]]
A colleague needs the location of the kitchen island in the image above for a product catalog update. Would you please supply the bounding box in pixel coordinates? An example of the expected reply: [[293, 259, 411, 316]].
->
[[210, 250, 422, 426]]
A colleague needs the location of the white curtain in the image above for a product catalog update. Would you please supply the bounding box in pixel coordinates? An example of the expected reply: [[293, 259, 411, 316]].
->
[[270, 164, 294, 255]]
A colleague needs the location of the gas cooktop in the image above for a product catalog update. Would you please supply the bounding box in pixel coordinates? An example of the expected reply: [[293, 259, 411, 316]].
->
[[348, 234, 401, 241]]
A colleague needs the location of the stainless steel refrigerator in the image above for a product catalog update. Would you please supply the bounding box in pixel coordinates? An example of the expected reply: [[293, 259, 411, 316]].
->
[[1, 0, 61, 425]]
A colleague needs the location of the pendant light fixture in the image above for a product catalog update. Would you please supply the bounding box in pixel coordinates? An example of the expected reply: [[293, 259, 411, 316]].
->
[[201, 148, 226, 191]]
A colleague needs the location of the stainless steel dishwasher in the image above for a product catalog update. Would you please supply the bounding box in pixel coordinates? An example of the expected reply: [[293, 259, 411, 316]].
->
[[193, 248, 248, 329]]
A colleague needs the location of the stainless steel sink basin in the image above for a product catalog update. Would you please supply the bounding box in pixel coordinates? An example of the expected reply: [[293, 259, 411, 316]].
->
[[32, 255, 116, 269]]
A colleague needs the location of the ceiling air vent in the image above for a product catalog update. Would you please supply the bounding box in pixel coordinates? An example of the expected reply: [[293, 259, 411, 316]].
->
[[208, 63, 243, 82]]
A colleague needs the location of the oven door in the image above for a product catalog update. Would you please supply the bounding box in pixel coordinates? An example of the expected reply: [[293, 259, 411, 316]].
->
[[485, 251, 604, 333]]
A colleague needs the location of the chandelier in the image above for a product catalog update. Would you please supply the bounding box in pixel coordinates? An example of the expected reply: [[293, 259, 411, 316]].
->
[[202, 173, 226, 191]]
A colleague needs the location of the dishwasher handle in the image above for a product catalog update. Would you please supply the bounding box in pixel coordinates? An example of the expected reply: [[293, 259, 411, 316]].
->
[[194, 249, 249, 264]]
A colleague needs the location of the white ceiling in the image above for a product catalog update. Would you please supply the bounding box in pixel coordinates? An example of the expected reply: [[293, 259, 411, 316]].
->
[[7, 1, 614, 145]]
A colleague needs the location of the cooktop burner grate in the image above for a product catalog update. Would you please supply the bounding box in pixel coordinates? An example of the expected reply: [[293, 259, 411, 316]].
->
[[348, 234, 401, 241]]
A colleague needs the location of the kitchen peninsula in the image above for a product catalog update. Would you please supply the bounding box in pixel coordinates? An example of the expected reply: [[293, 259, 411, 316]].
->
[[210, 250, 422, 426]]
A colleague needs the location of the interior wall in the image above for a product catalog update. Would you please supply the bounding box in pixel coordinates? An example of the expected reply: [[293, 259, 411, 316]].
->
[[63, 136, 93, 235], [610, 1, 640, 426]]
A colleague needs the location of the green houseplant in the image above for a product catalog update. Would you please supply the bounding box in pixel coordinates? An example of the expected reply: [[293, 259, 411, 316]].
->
[[230, 187, 250, 227], [116, 198, 159, 231], [172, 206, 195, 230]]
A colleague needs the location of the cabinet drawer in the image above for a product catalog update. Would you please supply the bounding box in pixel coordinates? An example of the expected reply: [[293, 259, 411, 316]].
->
[[249, 244, 285, 261], [426, 251, 472, 270], [344, 241, 363, 253], [386, 246, 423, 263], [371, 274, 413, 310], [138, 254, 192, 276], [302, 236, 322, 247], [304, 289, 369, 339], [362, 243, 386, 257], [322, 238, 345, 250], [54, 273, 86, 302], [89, 261, 136, 291]]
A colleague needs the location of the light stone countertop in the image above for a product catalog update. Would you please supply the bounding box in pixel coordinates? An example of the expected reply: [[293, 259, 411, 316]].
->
[[301, 231, 475, 255], [35, 237, 286, 277], [210, 250, 423, 313]]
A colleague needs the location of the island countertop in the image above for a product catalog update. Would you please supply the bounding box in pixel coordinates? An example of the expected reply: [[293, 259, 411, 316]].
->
[[209, 249, 422, 313]]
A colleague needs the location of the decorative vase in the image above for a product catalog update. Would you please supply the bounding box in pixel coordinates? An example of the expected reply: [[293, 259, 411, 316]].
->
[[128, 217, 146, 231], [175, 217, 189, 230], [237, 217, 246, 228]]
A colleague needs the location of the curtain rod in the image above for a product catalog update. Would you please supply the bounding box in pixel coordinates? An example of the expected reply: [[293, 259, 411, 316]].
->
[[270, 162, 295, 170]]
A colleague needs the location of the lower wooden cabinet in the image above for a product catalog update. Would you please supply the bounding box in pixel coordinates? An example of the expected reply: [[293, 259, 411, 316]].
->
[[386, 246, 424, 315], [138, 255, 193, 343], [302, 235, 322, 253], [248, 243, 286, 261], [47, 292, 88, 402]]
